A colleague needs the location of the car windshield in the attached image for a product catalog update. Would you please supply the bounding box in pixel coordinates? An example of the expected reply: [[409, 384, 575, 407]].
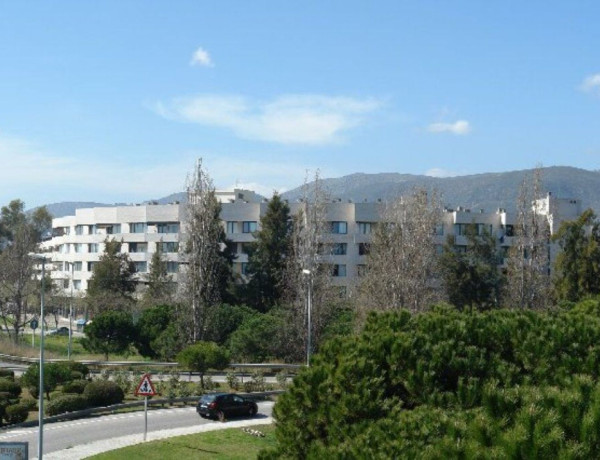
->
[[200, 394, 218, 403]]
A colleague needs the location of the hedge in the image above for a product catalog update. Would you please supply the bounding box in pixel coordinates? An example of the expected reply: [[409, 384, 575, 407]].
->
[[0, 378, 21, 399], [46, 394, 89, 416], [4, 403, 29, 425], [62, 379, 89, 395], [83, 381, 124, 407]]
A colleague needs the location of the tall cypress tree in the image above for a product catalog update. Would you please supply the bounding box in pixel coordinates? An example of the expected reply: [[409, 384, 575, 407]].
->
[[245, 193, 291, 311]]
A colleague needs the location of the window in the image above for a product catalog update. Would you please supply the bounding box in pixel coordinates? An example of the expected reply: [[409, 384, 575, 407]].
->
[[454, 223, 471, 236], [242, 221, 257, 233], [454, 245, 467, 253], [88, 225, 96, 234], [106, 224, 121, 234], [88, 243, 99, 253], [159, 242, 179, 253], [63, 279, 69, 289], [166, 262, 179, 273], [357, 222, 372, 234], [133, 262, 147, 273], [358, 243, 370, 256], [226, 222, 236, 233], [503, 225, 515, 237], [130, 222, 147, 233], [73, 280, 82, 290], [332, 264, 346, 277], [434, 224, 445, 236], [75, 225, 84, 235], [330, 221, 347, 234], [74, 243, 83, 253], [157, 223, 179, 234], [241, 243, 252, 255], [73, 262, 82, 271], [87, 262, 97, 272], [331, 243, 347, 255], [241, 262, 249, 275], [129, 242, 148, 253]]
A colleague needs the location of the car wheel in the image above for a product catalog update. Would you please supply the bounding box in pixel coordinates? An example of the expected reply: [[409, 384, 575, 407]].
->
[[250, 406, 257, 416], [217, 410, 226, 422]]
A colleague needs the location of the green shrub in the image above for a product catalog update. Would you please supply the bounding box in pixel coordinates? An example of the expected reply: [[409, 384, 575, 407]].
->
[[62, 380, 88, 394], [4, 403, 29, 425], [0, 378, 21, 398], [226, 371, 240, 391], [19, 398, 37, 411], [28, 386, 38, 400], [46, 394, 89, 416], [0, 369, 14, 380], [63, 361, 90, 378], [83, 380, 124, 407], [0, 392, 12, 402]]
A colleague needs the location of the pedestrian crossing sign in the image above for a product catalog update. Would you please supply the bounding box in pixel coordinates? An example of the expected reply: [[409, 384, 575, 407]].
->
[[135, 373, 157, 396]]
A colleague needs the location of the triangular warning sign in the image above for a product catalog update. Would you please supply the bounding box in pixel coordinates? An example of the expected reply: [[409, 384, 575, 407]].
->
[[135, 373, 157, 396]]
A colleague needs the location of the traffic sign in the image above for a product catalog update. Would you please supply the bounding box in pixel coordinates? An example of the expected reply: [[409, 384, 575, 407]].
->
[[135, 374, 157, 396], [30, 318, 38, 330]]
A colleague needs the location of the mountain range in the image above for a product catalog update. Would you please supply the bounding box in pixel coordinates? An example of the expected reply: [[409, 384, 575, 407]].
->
[[38, 166, 600, 218]]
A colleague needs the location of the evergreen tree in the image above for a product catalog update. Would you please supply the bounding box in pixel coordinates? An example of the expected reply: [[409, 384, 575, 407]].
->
[[245, 192, 291, 311], [142, 247, 174, 307], [553, 209, 600, 302], [439, 225, 503, 310], [0, 199, 51, 343], [86, 239, 136, 314]]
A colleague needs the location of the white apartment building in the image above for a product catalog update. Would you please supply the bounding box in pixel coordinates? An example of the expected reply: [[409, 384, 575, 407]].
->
[[42, 190, 582, 295]]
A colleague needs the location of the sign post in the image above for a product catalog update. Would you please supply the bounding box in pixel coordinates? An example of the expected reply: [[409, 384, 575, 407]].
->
[[134, 373, 157, 442], [30, 318, 38, 348]]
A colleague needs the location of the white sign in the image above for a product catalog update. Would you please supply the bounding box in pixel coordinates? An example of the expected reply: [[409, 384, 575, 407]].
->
[[0, 442, 28, 460]]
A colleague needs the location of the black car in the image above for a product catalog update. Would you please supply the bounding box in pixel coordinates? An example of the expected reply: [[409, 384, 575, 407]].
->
[[196, 393, 258, 421]]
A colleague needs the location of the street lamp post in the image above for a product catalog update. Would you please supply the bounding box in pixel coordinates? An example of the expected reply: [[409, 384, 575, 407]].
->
[[29, 253, 49, 460], [302, 269, 312, 367], [68, 262, 74, 360]]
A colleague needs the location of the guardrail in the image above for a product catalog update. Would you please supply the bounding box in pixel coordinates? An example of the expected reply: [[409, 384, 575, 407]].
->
[[0, 390, 283, 430], [0, 353, 304, 371]]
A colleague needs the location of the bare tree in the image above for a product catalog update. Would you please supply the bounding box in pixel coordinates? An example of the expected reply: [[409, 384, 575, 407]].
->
[[503, 168, 551, 309], [281, 171, 337, 361], [179, 159, 232, 342], [359, 188, 443, 315]]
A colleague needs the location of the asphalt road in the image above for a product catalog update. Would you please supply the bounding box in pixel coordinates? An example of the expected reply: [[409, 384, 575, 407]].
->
[[0, 401, 274, 457]]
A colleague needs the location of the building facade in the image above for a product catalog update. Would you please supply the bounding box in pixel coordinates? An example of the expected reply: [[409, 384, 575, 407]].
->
[[41, 190, 582, 295]]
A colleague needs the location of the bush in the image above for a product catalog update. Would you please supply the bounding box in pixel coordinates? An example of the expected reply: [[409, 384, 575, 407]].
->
[[0, 378, 21, 398], [226, 371, 240, 391], [19, 398, 37, 411], [62, 380, 88, 395], [83, 380, 124, 407], [46, 394, 89, 416], [63, 361, 90, 379], [4, 403, 29, 425], [0, 369, 14, 380], [28, 386, 38, 400]]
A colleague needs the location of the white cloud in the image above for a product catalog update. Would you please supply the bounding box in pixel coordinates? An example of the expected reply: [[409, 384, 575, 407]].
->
[[427, 120, 471, 136], [580, 73, 600, 95], [155, 94, 382, 145], [190, 47, 214, 67], [424, 168, 459, 178]]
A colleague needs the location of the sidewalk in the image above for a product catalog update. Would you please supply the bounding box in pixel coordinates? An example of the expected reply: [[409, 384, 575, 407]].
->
[[42, 417, 273, 460]]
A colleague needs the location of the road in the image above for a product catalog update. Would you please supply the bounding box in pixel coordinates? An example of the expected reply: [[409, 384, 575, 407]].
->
[[0, 401, 274, 457]]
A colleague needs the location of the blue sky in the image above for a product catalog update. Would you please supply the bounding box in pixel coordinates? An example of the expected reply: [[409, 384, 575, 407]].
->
[[0, 1, 599, 208]]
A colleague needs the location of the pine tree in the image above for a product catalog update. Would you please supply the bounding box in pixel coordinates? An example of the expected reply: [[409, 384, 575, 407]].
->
[[245, 192, 291, 311]]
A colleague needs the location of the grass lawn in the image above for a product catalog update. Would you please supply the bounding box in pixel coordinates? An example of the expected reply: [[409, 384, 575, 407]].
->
[[87, 424, 276, 460]]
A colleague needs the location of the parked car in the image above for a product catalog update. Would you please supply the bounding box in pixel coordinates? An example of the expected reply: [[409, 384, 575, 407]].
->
[[196, 393, 258, 421], [47, 327, 70, 336]]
